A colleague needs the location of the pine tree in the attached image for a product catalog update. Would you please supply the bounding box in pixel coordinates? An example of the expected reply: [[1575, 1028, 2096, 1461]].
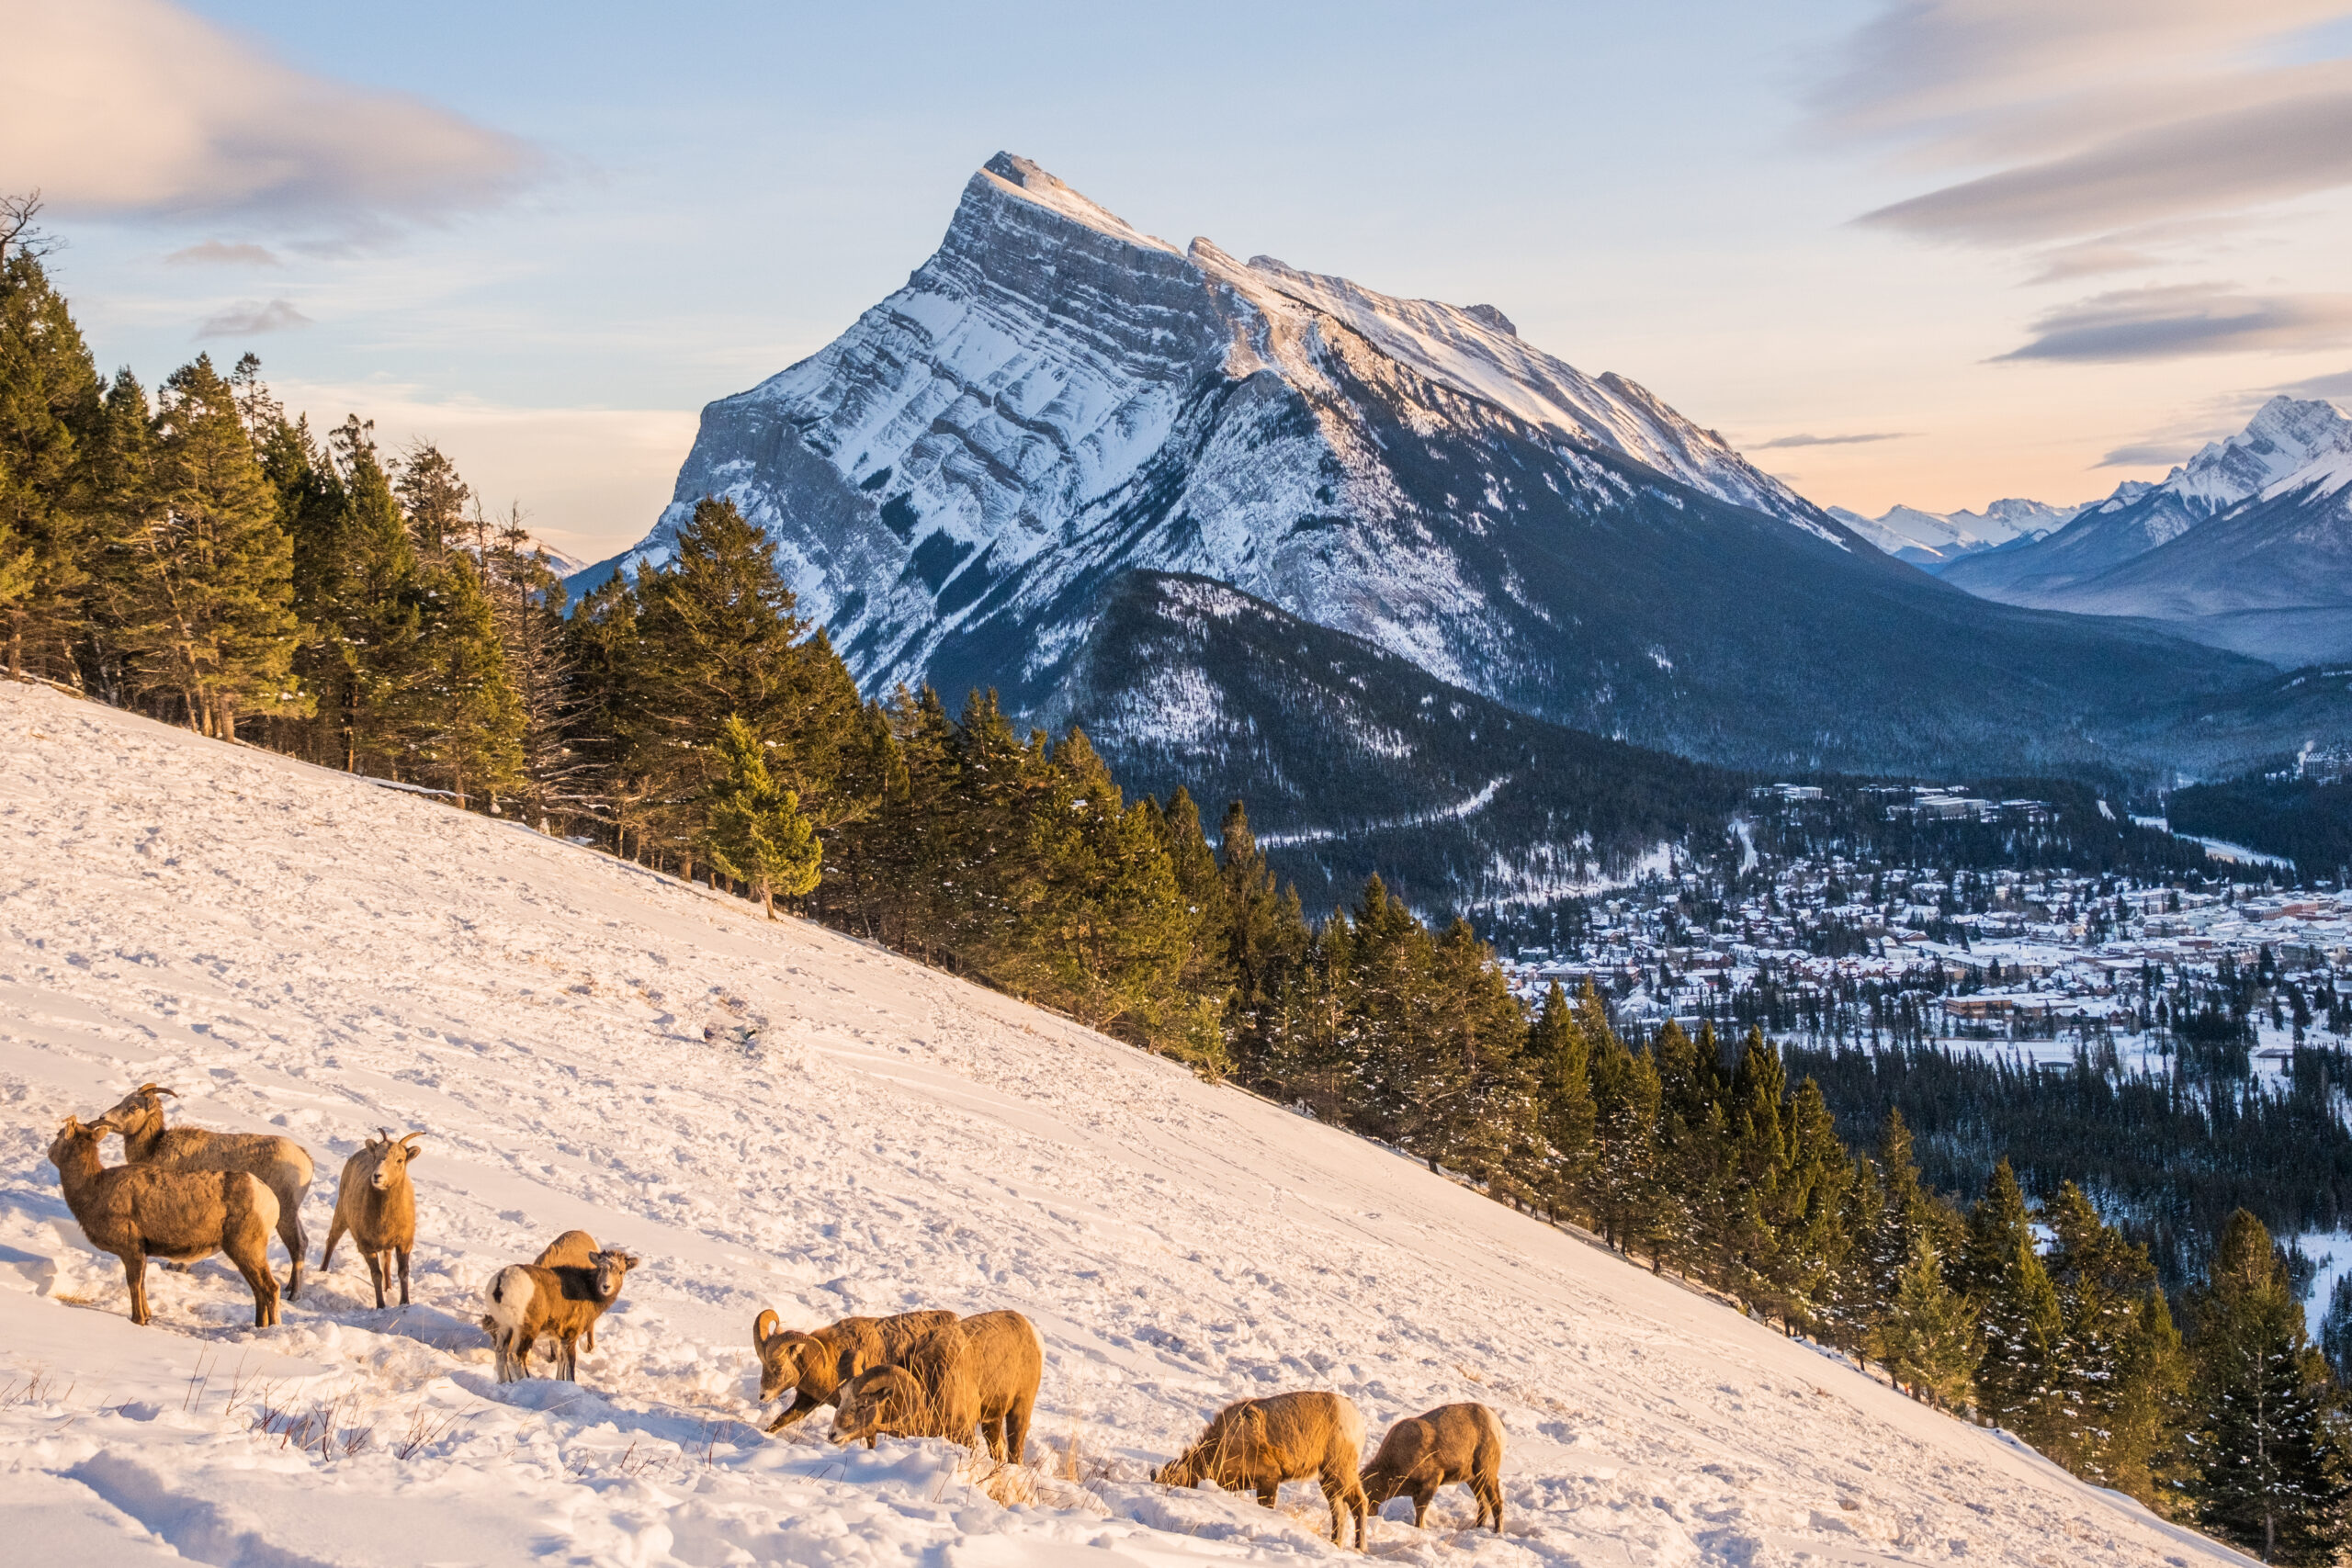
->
[[1414, 919, 1536, 1196], [118, 355, 306, 737], [1965, 1161, 2063, 1439], [2186, 1210, 2350, 1562], [1588, 999, 1666, 1258], [698, 713, 821, 917], [394, 441, 469, 566], [2041, 1181, 2182, 1491], [1529, 981, 1596, 1223], [1218, 800, 1308, 1084], [0, 220, 101, 682], [1874, 1230, 1979, 1411], [407, 547, 524, 807], [483, 512, 581, 820]]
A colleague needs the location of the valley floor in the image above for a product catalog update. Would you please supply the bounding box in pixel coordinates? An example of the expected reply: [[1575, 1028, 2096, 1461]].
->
[[0, 682, 2245, 1567]]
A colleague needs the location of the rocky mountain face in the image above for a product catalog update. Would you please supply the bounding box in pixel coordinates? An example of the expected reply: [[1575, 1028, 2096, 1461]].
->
[[1941, 397, 2352, 663], [582, 154, 2332, 840]]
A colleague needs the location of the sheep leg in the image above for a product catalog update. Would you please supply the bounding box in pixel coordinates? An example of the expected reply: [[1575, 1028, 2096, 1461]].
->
[[1003, 1396, 1032, 1468], [396, 1247, 411, 1307], [559, 1331, 578, 1382], [764, 1395, 820, 1435], [122, 1249, 151, 1325], [1479, 1475, 1503, 1532], [364, 1249, 389, 1309], [279, 1203, 307, 1302], [321, 1212, 345, 1274], [230, 1245, 280, 1328], [1411, 1485, 1432, 1527]]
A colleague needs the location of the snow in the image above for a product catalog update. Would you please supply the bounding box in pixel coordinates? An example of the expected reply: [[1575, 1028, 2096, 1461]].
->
[[0, 682, 2250, 1568]]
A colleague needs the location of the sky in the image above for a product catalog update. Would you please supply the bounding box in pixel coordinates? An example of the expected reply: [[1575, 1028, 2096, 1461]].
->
[[6, 0, 2352, 562]]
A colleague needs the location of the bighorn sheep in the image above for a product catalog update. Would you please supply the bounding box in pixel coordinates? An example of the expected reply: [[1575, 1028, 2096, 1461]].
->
[[1156, 1390, 1370, 1549], [47, 1115, 281, 1327], [535, 1231, 604, 1350], [100, 1084, 315, 1301], [751, 1306, 956, 1434], [1360, 1403, 1505, 1532], [828, 1310, 1044, 1463], [320, 1130, 421, 1308], [481, 1249, 638, 1382]]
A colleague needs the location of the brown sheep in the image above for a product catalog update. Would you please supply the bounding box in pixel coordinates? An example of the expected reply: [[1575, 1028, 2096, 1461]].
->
[[481, 1250, 638, 1382], [100, 1084, 315, 1301], [320, 1130, 421, 1308], [1156, 1390, 1370, 1549], [535, 1231, 603, 1350], [828, 1310, 1044, 1463], [751, 1306, 956, 1435], [48, 1115, 281, 1327], [1360, 1402, 1505, 1532]]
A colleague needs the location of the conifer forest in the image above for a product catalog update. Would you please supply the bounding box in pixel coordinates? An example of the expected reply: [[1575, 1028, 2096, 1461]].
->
[[9, 206, 2352, 1561]]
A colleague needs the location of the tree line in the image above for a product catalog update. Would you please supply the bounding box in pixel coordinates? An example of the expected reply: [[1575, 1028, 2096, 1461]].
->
[[7, 207, 2346, 1562]]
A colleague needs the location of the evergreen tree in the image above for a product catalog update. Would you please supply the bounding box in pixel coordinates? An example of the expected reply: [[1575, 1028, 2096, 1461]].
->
[[2187, 1210, 2349, 1564], [1218, 801, 1308, 1083], [1415, 919, 1536, 1197], [1964, 1161, 2063, 1438], [1874, 1230, 1979, 1411], [119, 355, 306, 737], [483, 512, 581, 820], [1588, 999, 1665, 1258], [1529, 981, 1596, 1223], [0, 220, 100, 682], [698, 713, 821, 917]]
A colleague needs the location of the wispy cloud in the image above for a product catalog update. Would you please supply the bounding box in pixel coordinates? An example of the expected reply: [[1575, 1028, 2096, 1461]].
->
[[198, 298, 311, 337], [2, 0, 541, 232], [1748, 431, 1915, 450], [165, 240, 280, 267], [2096, 441, 2199, 468], [1818, 2, 2352, 253], [2274, 368, 2352, 400], [1996, 283, 2352, 363]]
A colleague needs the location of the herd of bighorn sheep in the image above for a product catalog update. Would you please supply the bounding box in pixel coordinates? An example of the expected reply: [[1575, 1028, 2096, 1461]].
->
[[45, 1085, 1505, 1545]]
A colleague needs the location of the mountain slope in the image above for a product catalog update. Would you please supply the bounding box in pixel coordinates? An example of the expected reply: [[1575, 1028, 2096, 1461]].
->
[[1828, 498, 2081, 570], [584, 152, 2283, 778], [1045, 571, 1747, 912], [0, 681, 2244, 1568], [1943, 398, 2352, 635]]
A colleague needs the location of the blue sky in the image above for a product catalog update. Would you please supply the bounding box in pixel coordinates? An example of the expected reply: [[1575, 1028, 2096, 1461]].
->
[[10, 0, 2352, 558]]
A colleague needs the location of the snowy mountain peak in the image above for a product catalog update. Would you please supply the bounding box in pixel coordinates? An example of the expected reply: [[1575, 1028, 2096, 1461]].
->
[[978, 152, 1180, 254], [2124, 395, 2352, 515]]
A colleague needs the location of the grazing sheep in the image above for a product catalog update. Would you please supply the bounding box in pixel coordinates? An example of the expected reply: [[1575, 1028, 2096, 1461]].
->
[[534, 1231, 603, 1350], [481, 1250, 638, 1382], [1156, 1390, 1370, 1549], [1360, 1403, 1505, 1532], [100, 1083, 315, 1301], [827, 1311, 1044, 1462], [752, 1306, 956, 1435], [320, 1130, 421, 1308], [47, 1115, 281, 1327]]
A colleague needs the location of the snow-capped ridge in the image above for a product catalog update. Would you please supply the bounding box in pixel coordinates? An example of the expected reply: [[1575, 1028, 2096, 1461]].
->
[[977, 151, 1180, 254]]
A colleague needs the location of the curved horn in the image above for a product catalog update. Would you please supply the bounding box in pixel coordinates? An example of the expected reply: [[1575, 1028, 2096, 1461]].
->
[[754, 1308, 780, 1348], [399, 1131, 423, 1146], [133, 1083, 179, 1099]]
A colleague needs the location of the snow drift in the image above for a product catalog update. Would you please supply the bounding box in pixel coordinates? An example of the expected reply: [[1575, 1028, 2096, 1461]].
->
[[0, 682, 2243, 1567]]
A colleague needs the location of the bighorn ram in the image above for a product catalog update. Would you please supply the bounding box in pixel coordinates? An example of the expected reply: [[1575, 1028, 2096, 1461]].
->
[[48, 1115, 281, 1327], [752, 1306, 956, 1434], [1156, 1390, 1370, 1549], [101, 1084, 315, 1300], [481, 1249, 638, 1382], [1360, 1402, 1505, 1531], [321, 1130, 421, 1308], [828, 1310, 1044, 1463]]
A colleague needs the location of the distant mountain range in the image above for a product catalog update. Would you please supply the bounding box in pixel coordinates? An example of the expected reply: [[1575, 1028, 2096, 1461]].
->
[[1936, 397, 2352, 666], [572, 154, 2346, 888], [1826, 497, 2088, 570]]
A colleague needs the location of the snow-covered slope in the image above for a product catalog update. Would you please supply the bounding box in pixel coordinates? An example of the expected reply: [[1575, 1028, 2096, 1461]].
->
[[0, 683, 2240, 1567], [1945, 398, 2352, 605], [1828, 498, 2081, 570]]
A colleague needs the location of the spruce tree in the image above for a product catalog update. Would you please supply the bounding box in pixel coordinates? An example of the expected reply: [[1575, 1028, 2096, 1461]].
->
[[1965, 1161, 2063, 1439], [1588, 998, 1665, 1258], [1874, 1230, 1979, 1411], [2187, 1210, 2350, 1564], [699, 713, 821, 917], [1529, 981, 1596, 1223], [120, 355, 306, 737], [0, 224, 101, 682]]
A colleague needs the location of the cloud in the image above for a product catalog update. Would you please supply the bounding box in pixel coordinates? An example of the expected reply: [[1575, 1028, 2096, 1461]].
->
[[0, 0, 540, 230], [1996, 283, 2352, 362], [2275, 368, 2352, 400], [1859, 88, 2352, 244], [1818, 2, 2352, 249], [198, 298, 311, 337], [2096, 441, 2199, 468], [165, 240, 280, 267], [1748, 431, 1915, 450]]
